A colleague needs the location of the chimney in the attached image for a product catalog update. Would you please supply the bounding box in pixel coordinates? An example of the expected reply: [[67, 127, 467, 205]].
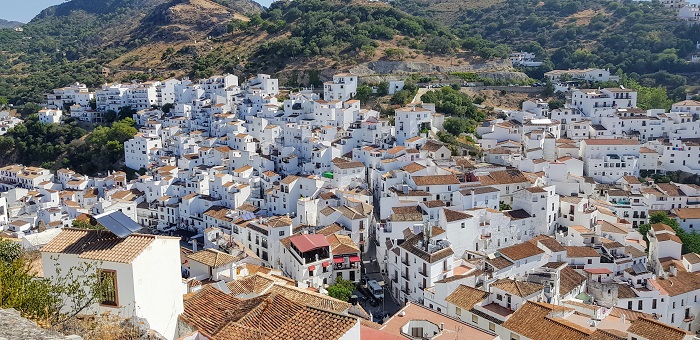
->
[[230, 263, 236, 281], [670, 264, 678, 277], [191, 239, 198, 252]]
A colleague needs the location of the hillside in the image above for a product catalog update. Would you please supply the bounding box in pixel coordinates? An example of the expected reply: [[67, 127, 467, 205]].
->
[[0, 19, 23, 29], [0, 0, 263, 104], [0, 0, 528, 106], [395, 0, 700, 87]]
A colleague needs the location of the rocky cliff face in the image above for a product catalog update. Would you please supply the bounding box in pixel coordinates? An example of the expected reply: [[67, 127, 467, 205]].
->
[[0, 309, 81, 340]]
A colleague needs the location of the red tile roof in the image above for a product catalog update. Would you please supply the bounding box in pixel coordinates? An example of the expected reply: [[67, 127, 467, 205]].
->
[[289, 234, 331, 253]]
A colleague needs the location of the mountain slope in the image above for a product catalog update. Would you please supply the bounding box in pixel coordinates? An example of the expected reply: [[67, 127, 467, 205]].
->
[[0, 0, 262, 104], [0, 19, 23, 29], [394, 0, 700, 84]]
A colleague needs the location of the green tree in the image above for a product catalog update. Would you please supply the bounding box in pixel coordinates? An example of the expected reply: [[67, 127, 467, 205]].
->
[[72, 218, 106, 230], [355, 85, 373, 102], [327, 277, 355, 302], [443, 117, 470, 135], [640, 212, 700, 254], [0, 239, 110, 325]]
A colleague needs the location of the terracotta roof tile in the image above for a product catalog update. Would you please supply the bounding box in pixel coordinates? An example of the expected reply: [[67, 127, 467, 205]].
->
[[502, 301, 592, 340], [412, 174, 460, 186], [565, 246, 600, 258], [40, 228, 158, 264], [188, 248, 240, 268], [491, 278, 543, 297], [182, 286, 357, 340], [498, 242, 544, 261], [627, 316, 692, 340], [445, 284, 488, 310]]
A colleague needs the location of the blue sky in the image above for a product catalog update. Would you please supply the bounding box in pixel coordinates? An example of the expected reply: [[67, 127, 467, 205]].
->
[[1, 0, 65, 22], [2, 0, 272, 23]]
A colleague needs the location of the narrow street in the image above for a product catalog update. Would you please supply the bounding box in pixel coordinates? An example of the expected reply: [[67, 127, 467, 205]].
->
[[359, 204, 403, 320]]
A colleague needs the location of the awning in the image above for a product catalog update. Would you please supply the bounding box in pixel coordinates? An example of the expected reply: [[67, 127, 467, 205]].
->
[[349, 255, 361, 263], [308, 265, 316, 271], [333, 258, 345, 264], [322, 261, 331, 267]]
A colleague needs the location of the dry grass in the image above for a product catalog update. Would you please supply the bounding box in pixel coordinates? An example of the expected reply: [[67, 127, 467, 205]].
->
[[53, 313, 161, 340], [461, 89, 554, 110]]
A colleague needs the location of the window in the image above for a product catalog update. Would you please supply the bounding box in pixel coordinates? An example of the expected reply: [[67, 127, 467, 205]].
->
[[638, 300, 643, 310], [653, 299, 657, 309], [99, 270, 118, 307], [628, 301, 632, 310], [472, 314, 478, 323], [456, 307, 461, 316], [497, 294, 503, 301], [489, 322, 495, 331], [279, 231, 285, 236]]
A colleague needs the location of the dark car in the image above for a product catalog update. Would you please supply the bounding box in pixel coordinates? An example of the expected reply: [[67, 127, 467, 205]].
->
[[373, 311, 389, 324]]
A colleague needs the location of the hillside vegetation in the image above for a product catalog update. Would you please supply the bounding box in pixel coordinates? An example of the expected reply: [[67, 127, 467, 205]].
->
[[395, 0, 700, 88]]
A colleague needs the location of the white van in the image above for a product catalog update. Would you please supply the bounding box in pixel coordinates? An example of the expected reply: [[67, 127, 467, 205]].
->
[[367, 280, 384, 300]]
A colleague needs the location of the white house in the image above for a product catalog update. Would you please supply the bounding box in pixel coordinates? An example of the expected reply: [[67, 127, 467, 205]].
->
[[41, 228, 184, 339], [37, 109, 62, 124]]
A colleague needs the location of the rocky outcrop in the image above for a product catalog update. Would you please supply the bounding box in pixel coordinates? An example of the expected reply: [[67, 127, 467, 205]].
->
[[0, 309, 82, 340], [348, 59, 529, 83], [349, 59, 515, 76]]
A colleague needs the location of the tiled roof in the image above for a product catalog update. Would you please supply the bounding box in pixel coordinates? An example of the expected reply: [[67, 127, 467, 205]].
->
[[485, 256, 514, 269], [478, 170, 529, 185], [617, 284, 638, 299], [627, 316, 691, 340], [673, 208, 700, 219], [683, 252, 700, 265], [181, 286, 357, 340], [442, 208, 473, 222], [445, 285, 488, 310], [327, 234, 360, 255], [656, 233, 683, 244], [559, 267, 586, 295], [225, 273, 278, 296], [502, 301, 592, 340], [280, 175, 299, 185], [401, 162, 426, 173], [528, 235, 566, 252], [651, 223, 676, 233], [656, 183, 685, 197], [587, 329, 627, 340], [266, 284, 351, 313], [565, 246, 600, 258], [40, 228, 160, 264], [412, 174, 460, 186], [498, 242, 544, 261], [389, 205, 423, 222], [655, 271, 700, 296], [204, 205, 233, 222], [188, 248, 240, 268], [583, 139, 639, 145], [491, 279, 543, 297], [316, 223, 343, 236], [421, 140, 446, 152]]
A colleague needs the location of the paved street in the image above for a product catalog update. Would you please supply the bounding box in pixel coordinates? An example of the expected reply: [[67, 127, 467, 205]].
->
[[359, 217, 403, 321]]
